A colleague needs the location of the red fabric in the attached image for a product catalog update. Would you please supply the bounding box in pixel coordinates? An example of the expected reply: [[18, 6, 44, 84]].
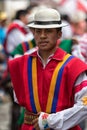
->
[[58, 0, 68, 5], [77, 0, 87, 12], [8, 48, 87, 130], [74, 80, 87, 93], [6, 23, 28, 35]]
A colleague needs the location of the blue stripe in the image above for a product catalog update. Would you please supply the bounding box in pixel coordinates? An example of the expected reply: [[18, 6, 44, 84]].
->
[[28, 57, 37, 113], [25, 41, 29, 50], [51, 55, 74, 112]]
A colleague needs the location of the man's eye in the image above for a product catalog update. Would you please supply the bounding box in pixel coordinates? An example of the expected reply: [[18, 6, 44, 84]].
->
[[36, 30, 41, 33], [46, 29, 52, 33]]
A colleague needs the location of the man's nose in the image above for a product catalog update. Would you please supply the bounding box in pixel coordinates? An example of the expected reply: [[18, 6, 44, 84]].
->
[[40, 30, 46, 38]]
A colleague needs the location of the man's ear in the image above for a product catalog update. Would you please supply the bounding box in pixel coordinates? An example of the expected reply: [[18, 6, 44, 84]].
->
[[58, 31, 62, 39]]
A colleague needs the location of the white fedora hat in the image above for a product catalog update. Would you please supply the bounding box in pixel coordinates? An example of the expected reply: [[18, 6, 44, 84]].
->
[[27, 8, 68, 28]]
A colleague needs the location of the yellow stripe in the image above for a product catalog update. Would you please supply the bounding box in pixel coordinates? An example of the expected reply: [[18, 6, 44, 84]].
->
[[32, 58, 41, 111], [29, 41, 33, 49], [46, 54, 71, 113]]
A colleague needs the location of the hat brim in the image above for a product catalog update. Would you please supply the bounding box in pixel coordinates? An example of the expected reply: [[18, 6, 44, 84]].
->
[[27, 22, 68, 28]]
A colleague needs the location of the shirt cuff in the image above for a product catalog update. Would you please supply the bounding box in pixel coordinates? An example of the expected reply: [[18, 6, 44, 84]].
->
[[38, 112, 49, 130]]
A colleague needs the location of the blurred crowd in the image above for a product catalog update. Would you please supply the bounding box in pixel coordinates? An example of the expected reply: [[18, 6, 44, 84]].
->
[[0, 1, 87, 130]]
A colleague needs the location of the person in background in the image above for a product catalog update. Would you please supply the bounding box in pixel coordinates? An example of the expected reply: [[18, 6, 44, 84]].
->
[[10, 13, 36, 58], [8, 8, 87, 130], [0, 11, 7, 45], [0, 11, 8, 77], [70, 11, 87, 63], [70, 10, 86, 37], [4, 9, 33, 56], [70, 10, 87, 130]]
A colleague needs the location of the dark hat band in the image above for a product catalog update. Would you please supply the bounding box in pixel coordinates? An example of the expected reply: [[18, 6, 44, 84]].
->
[[34, 20, 61, 25], [28, 21, 34, 24]]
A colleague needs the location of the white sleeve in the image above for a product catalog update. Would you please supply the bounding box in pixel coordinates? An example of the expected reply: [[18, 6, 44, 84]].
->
[[71, 44, 85, 62], [6, 29, 26, 53], [38, 72, 87, 130]]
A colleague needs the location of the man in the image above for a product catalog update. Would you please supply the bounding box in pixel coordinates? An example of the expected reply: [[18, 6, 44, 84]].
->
[[8, 8, 87, 130]]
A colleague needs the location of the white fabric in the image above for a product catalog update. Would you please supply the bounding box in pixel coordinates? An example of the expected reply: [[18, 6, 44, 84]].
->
[[61, 20, 72, 40], [39, 72, 87, 130], [72, 44, 85, 62], [71, 33, 87, 63], [13, 90, 18, 103]]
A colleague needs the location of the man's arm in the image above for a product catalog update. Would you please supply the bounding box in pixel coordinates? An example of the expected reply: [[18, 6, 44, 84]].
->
[[33, 72, 87, 130]]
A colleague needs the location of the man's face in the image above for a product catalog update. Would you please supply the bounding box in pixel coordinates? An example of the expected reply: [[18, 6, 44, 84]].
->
[[34, 28, 61, 52]]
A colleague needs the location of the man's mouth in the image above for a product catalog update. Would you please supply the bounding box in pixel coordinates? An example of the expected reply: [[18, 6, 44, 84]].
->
[[39, 41, 48, 46]]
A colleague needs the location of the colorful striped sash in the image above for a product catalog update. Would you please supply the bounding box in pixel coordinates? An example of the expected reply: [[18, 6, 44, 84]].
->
[[27, 54, 74, 113], [22, 39, 36, 53], [22, 41, 29, 52], [28, 57, 41, 113], [46, 54, 74, 113]]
